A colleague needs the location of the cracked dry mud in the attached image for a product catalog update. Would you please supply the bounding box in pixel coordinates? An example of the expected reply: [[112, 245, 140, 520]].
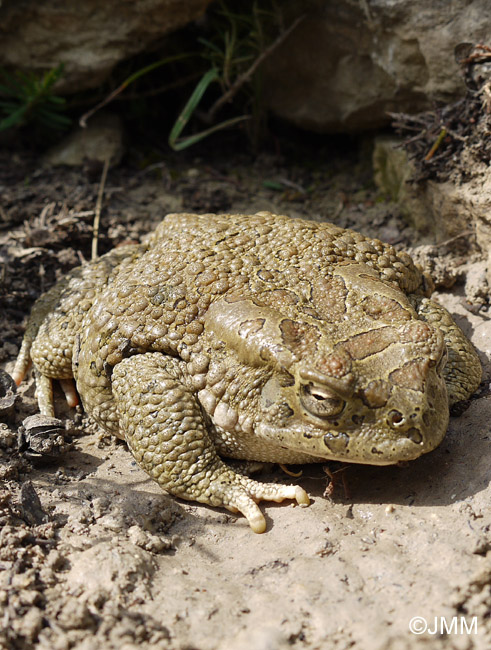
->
[[0, 144, 490, 650]]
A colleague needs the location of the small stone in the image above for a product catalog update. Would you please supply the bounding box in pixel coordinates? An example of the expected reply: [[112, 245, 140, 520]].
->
[[19, 414, 71, 457], [0, 369, 18, 419], [127, 525, 173, 553], [43, 113, 124, 168], [20, 481, 47, 526]]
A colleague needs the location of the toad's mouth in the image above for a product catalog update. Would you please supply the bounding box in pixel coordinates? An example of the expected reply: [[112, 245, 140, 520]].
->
[[256, 401, 449, 466]]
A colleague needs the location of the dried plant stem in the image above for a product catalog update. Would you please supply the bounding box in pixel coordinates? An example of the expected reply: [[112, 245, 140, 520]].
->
[[92, 156, 110, 260], [425, 128, 447, 161], [206, 14, 306, 122]]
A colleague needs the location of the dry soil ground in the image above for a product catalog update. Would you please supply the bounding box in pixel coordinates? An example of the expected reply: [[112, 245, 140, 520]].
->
[[0, 139, 490, 650]]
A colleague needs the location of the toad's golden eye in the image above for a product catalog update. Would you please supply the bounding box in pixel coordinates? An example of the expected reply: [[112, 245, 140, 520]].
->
[[300, 383, 345, 419]]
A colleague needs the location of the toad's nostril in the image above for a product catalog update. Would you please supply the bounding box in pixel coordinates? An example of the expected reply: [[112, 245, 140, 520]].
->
[[406, 427, 423, 443], [388, 409, 405, 428]]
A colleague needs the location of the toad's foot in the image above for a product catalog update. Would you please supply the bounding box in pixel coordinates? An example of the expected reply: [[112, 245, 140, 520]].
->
[[33, 372, 79, 417], [14, 338, 79, 415], [14, 359, 79, 417], [211, 476, 309, 533], [111, 352, 309, 533]]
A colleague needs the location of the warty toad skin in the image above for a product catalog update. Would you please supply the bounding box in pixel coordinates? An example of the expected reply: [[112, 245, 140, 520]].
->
[[13, 212, 482, 532]]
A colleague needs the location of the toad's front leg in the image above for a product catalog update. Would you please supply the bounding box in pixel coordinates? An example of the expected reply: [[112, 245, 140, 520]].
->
[[410, 296, 482, 404], [111, 352, 309, 533]]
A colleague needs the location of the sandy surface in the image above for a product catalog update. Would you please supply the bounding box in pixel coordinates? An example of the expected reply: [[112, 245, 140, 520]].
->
[[0, 141, 490, 650]]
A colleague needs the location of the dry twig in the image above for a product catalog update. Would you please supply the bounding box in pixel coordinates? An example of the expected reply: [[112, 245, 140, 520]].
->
[[206, 14, 306, 122], [91, 157, 110, 260]]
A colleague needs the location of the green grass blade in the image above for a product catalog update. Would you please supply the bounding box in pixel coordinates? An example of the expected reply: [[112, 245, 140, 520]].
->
[[121, 53, 196, 89], [168, 67, 220, 150], [170, 114, 250, 151], [0, 104, 28, 130], [79, 52, 196, 127], [0, 100, 21, 110], [46, 95, 66, 105], [37, 113, 71, 129], [36, 106, 71, 126], [197, 37, 224, 57]]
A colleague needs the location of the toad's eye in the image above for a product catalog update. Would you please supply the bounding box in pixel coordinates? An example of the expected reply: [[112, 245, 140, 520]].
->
[[300, 383, 345, 419]]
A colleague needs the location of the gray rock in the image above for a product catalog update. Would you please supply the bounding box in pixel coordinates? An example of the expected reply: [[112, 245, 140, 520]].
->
[[2, 1, 489, 134], [0, 0, 213, 92], [2, 0, 489, 134], [373, 136, 491, 288], [43, 113, 124, 167], [0, 369, 17, 419], [262, 0, 491, 131]]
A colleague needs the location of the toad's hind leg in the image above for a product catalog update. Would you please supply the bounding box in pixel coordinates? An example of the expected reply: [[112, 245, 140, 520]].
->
[[13, 274, 81, 416], [12, 274, 76, 387], [412, 296, 482, 404], [13, 244, 143, 416], [111, 352, 309, 533]]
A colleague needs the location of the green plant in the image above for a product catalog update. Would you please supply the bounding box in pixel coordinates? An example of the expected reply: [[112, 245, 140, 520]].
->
[[169, 1, 302, 150], [79, 1, 303, 150], [168, 67, 249, 151], [79, 53, 195, 128], [0, 64, 71, 132]]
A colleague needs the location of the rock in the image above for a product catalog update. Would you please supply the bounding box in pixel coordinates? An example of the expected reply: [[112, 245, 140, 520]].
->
[[465, 261, 489, 306], [43, 113, 124, 167], [372, 135, 474, 240], [67, 540, 156, 598], [373, 136, 491, 287], [262, 0, 491, 132], [407, 245, 459, 291], [20, 481, 47, 527], [127, 524, 174, 553], [2, 1, 490, 134], [373, 136, 431, 234], [0, 0, 213, 93], [0, 369, 17, 419], [18, 414, 71, 458]]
